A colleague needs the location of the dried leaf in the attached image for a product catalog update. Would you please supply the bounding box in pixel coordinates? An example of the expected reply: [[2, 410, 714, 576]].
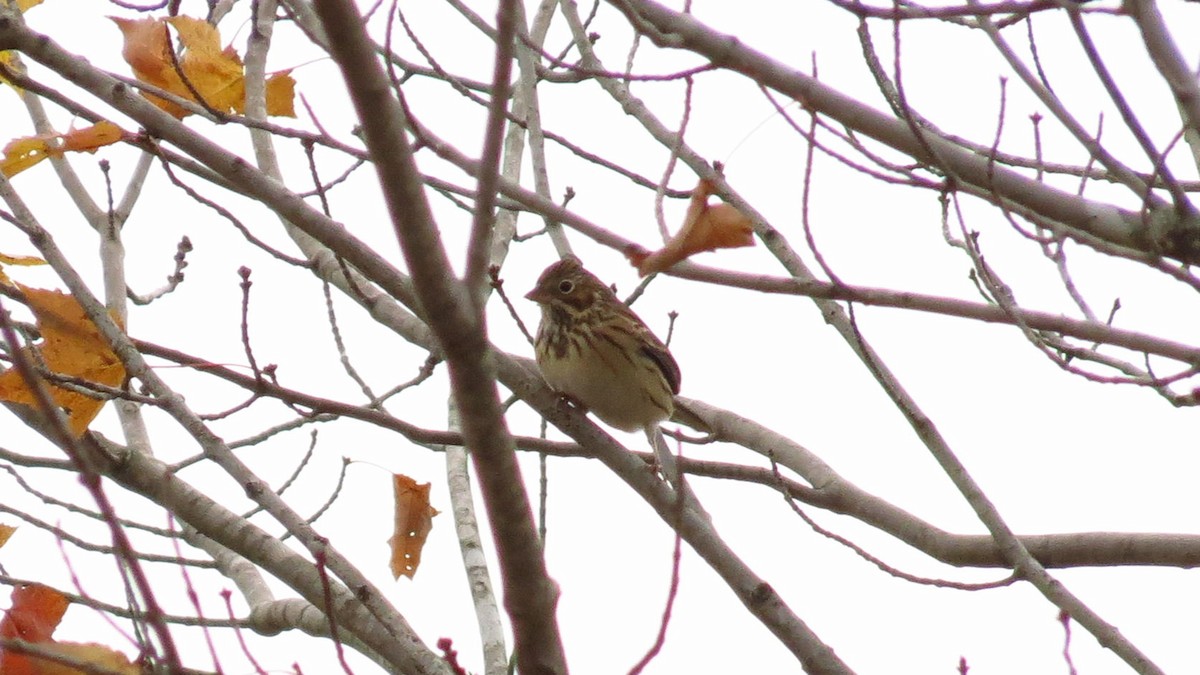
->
[[0, 252, 46, 287], [58, 122, 123, 153], [0, 123, 124, 178], [110, 17, 170, 83], [111, 15, 296, 119], [388, 474, 439, 580], [0, 523, 15, 548], [0, 586, 137, 675], [260, 71, 296, 117], [0, 583, 69, 675], [625, 178, 755, 276], [0, 253, 46, 267], [164, 16, 244, 111], [165, 15, 224, 58], [0, 286, 125, 436], [0, 136, 50, 178]]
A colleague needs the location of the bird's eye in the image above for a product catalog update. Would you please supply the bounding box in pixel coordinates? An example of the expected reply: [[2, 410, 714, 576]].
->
[[557, 279, 574, 294]]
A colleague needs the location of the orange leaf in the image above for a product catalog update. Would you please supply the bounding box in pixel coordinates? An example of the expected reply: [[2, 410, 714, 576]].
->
[[1, 584, 68, 643], [109, 17, 175, 102], [262, 71, 297, 117], [388, 474, 439, 580], [0, 523, 15, 548], [58, 122, 123, 153], [111, 15, 296, 119], [0, 586, 137, 675], [625, 178, 755, 276], [1, 123, 124, 178], [0, 584, 69, 675], [0, 286, 125, 436]]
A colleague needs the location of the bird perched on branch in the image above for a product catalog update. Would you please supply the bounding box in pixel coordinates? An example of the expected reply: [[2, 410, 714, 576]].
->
[[526, 256, 680, 434]]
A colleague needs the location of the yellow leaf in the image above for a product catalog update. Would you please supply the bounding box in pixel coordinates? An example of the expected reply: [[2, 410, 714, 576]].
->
[[265, 71, 296, 117], [0, 253, 45, 266], [166, 16, 244, 111], [0, 523, 15, 549], [0, 50, 22, 90], [0, 135, 52, 177], [388, 474, 439, 580], [0, 286, 125, 436], [164, 16, 223, 57], [1, 123, 124, 178], [111, 15, 296, 119], [3, 0, 45, 11], [0, 252, 46, 287]]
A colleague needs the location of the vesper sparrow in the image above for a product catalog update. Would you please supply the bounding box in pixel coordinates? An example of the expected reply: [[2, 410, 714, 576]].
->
[[526, 256, 680, 433]]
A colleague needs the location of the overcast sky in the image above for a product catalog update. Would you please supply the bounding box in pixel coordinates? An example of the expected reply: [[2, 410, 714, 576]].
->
[[3, 1, 1200, 674]]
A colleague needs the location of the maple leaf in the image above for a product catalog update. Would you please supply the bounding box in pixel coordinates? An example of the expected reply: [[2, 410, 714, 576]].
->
[[1, 584, 68, 643], [0, 285, 125, 436], [0, 584, 138, 675], [259, 71, 296, 117], [389, 474, 439, 580], [111, 15, 297, 119], [0, 583, 69, 675], [625, 178, 755, 276], [0, 122, 124, 178]]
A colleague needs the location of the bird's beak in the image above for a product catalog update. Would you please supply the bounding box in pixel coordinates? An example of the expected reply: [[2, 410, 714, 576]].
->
[[525, 287, 548, 303]]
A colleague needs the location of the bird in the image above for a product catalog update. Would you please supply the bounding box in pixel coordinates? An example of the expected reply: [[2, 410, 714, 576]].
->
[[525, 256, 680, 434]]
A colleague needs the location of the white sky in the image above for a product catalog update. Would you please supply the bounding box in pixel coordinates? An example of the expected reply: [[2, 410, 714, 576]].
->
[[2, 1, 1200, 674]]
